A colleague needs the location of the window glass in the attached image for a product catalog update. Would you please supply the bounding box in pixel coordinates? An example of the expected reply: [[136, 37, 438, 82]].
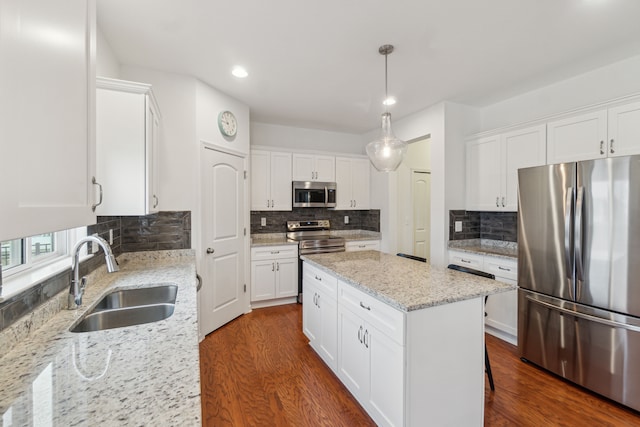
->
[[31, 233, 55, 258], [1, 239, 23, 270]]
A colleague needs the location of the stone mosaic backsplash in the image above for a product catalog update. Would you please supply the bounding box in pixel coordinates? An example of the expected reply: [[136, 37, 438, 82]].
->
[[449, 210, 517, 242], [0, 211, 191, 333], [251, 208, 380, 234]]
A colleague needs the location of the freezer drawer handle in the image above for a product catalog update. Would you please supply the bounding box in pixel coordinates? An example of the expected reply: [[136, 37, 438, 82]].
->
[[526, 295, 640, 333]]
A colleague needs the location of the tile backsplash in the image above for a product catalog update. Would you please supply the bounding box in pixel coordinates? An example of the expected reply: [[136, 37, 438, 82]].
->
[[251, 208, 380, 234], [0, 211, 191, 333], [449, 210, 517, 242]]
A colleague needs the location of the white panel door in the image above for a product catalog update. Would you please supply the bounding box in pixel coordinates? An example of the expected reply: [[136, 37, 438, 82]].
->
[[270, 152, 292, 210], [608, 101, 640, 158], [275, 258, 298, 297], [368, 325, 404, 427], [318, 292, 338, 372], [292, 154, 315, 181], [201, 147, 246, 335], [337, 306, 369, 400], [412, 170, 430, 261], [502, 124, 546, 211], [251, 260, 276, 301], [303, 281, 320, 343], [547, 110, 607, 164]]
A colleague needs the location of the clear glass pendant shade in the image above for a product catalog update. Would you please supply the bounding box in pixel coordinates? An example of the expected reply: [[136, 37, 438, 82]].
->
[[366, 112, 407, 172]]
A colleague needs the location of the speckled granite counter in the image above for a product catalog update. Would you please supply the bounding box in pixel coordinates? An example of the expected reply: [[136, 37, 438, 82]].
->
[[301, 250, 513, 312], [0, 250, 201, 426], [250, 233, 297, 247], [448, 239, 517, 260], [251, 230, 380, 247]]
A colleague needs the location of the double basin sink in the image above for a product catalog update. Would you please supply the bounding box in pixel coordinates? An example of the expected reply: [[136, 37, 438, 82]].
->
[[70, 284, 178, 333]]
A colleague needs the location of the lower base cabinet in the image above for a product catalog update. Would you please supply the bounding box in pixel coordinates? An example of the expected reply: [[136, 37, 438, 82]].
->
[[303, 261, 485, 427], [251, 245, 298, 304]]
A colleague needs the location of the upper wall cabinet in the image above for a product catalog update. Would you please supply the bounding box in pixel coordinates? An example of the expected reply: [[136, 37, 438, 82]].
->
[[251, 150, 292, 211], [335, 157, 371, 210], [292, 154, 335, 181], [95, 77, 161, 216], [547, 101, 640, 164], [466, 124, 546, 211], [0, 0, 97, 241]]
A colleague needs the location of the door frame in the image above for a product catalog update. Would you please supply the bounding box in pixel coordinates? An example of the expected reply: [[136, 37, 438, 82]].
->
[[198, 141, 251, 341]]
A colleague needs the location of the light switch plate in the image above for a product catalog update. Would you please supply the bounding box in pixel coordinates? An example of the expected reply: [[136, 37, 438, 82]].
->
[[261, 217, 267, 227], [454, 221, 463, 232], [344, 216, 349, 224]]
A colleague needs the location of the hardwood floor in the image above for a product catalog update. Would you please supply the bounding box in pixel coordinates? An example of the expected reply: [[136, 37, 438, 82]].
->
[[199, 304, 640, 426]]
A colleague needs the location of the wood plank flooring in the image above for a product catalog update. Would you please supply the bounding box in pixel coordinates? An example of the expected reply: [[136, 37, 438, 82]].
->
[[199, 304, 640, 426]]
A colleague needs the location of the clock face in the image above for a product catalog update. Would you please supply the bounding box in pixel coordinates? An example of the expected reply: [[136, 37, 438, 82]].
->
[[218, 110, 237, 137]]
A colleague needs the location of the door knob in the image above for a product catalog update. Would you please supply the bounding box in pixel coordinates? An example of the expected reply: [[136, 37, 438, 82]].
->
[[206, 248, 215, 254]]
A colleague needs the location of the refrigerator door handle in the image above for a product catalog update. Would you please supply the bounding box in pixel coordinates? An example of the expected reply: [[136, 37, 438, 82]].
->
[[575, 187, 585, 289], [564, 188, 574, 286], [526, 295, 640, 333]]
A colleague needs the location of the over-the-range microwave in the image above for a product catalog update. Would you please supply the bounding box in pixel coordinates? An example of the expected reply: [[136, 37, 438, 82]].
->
[[292, 181, 337, 208]]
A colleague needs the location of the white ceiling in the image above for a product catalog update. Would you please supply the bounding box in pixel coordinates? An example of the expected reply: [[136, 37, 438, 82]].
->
[[97, 0, 640, 134]]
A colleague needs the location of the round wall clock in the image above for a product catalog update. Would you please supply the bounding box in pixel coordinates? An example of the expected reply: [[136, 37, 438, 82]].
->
[[218, 110, 237, 137]]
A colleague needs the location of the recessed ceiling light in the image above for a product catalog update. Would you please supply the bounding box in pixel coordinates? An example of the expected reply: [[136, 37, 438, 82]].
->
[[383, 96, 396, 106], [231, 66, 248, 78]]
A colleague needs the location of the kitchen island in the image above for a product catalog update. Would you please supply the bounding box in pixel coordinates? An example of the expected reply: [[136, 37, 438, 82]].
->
[[0, 250, 201, 426], [301, 250, 514, 427]]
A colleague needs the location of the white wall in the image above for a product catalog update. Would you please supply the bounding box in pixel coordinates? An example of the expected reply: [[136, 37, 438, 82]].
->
[[480, 53, 640, 131], [197, 81, 251, 156], [251, 122, 366, 154], [96, 27, 120, 78]]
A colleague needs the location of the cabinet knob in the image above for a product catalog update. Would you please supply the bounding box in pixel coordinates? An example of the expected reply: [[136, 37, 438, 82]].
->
[[206, 248, 215, 254]]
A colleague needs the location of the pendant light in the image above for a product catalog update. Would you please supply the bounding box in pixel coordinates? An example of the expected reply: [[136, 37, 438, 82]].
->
[[366, 44, 407, 172]]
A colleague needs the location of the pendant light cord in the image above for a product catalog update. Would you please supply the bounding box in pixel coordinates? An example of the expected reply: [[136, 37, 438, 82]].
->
[[384, 52, 388, 113]]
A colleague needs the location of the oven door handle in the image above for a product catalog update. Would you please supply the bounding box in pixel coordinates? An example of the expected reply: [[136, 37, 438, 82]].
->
[[299, 247, 346, 255]]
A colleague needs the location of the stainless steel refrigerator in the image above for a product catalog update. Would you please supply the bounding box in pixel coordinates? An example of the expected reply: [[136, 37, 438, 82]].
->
[[518, 155, 640, 411]]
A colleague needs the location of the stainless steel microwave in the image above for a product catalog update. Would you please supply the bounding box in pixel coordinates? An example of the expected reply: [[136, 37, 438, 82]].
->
[[292, 181, 337, 208]]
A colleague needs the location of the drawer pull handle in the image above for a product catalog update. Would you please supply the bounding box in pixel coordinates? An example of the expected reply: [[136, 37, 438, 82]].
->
[[460, 259, 471, 264], [359, 302, 371, 311], [315, 275, 322, 281], [271, 251, 280, 254], [498, 266, 511, 271]]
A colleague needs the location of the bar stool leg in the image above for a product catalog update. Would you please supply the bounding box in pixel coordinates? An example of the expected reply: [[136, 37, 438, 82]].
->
[[485, 344, 495, 391]]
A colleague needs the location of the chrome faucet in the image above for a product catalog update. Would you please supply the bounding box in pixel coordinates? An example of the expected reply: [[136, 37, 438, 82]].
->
[[68, 235, 119, 310]]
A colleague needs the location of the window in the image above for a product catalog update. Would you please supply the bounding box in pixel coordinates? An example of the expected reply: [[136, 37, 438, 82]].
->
[[1, 231, 69, 277]]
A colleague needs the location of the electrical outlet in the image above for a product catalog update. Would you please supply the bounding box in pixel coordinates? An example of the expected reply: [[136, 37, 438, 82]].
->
[[455, 221, 463, 232], [344, 215, 349, 224], [261, 217, 267, 227], [91, 233, 99, 253], [109, 229, 114, 245]]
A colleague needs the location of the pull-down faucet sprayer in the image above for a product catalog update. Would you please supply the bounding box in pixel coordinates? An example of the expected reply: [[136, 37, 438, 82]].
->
[[68, 235, 119, 310]]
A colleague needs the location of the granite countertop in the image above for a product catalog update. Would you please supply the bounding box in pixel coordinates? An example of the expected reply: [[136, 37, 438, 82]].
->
[[0, 250, 201, 426], [448, 239, 518, 260], [301, 251, 514, 312], [250, 230, 381, 247]]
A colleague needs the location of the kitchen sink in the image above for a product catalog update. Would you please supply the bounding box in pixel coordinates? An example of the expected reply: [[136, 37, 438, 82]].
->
[[70, 284, 178, 333]]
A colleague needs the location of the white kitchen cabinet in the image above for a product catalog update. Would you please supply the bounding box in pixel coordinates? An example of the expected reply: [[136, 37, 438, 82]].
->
[[251, 245, 298, 304], [547, 110, 608, 164], [448, 249, 518, 344], [303, 263, 338, 371], [607, 101, 640, 158], [292, 154, 335, 181], [466, 124, 546, 211], [345, 240, 381, 252], [337, 281, 404, 427], [335, 157, 370, 209], [96, 78, 161, 216], [0, 0, 97, 241], [250, 150, 292, 210]]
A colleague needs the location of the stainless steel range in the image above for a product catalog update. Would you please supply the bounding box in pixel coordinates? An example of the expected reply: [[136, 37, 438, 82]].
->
[[287, 220, 345, 302]]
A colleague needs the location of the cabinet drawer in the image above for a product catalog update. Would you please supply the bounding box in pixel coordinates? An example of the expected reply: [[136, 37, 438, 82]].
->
[[338, 281, 405, 346], [345, 240, 381, 252], [303, 262, 338, 297], [448, 250, 483, 270], [251, 245, 298, 261], [484, 257, 518, 281]]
